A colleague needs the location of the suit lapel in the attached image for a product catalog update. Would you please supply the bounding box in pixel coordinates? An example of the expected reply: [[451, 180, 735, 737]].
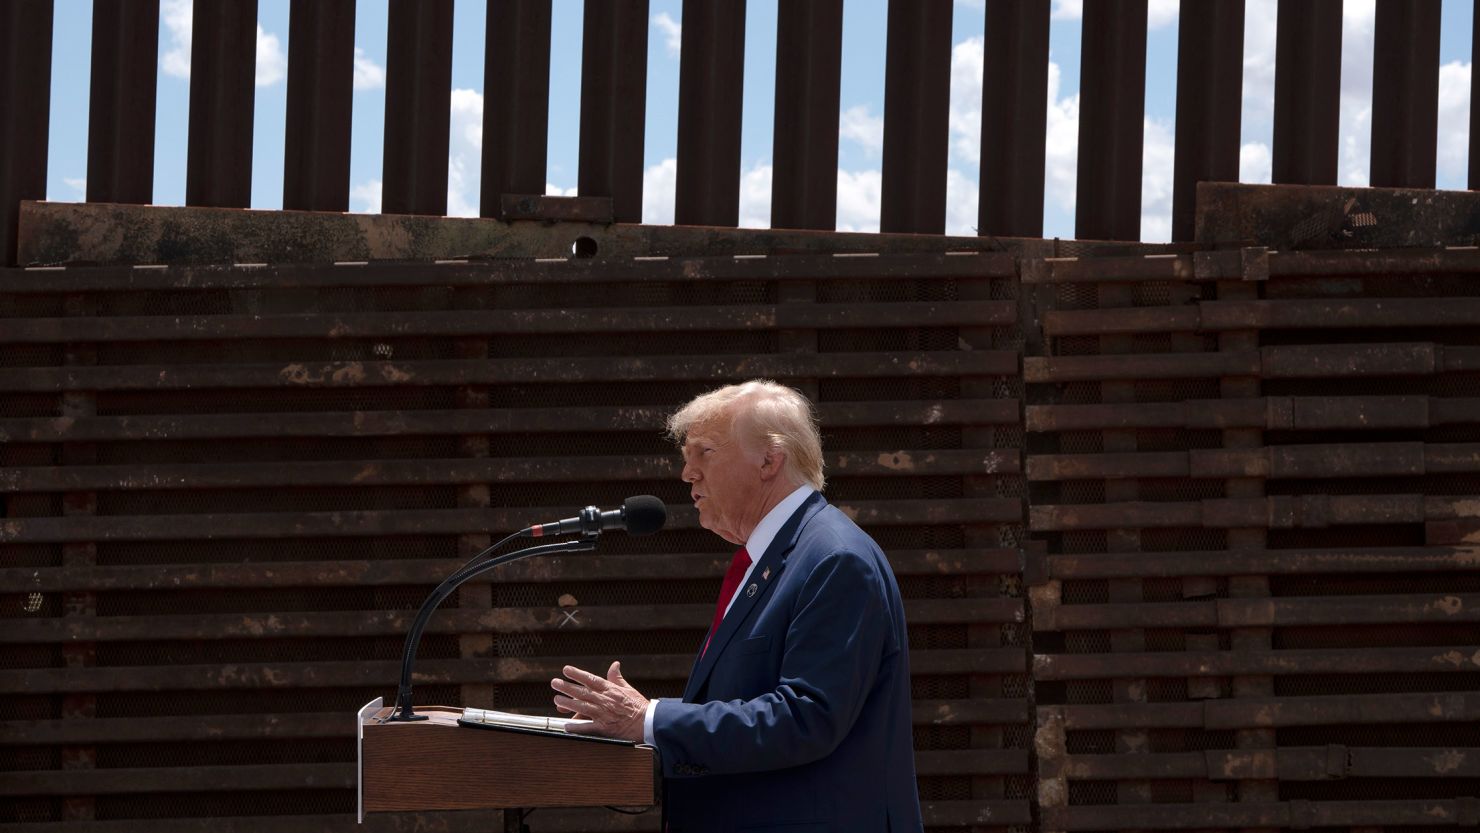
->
[[682, 493, 827, 702]]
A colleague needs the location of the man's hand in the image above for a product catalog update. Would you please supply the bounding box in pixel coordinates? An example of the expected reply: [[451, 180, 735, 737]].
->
[[551, 661, 649, 743]]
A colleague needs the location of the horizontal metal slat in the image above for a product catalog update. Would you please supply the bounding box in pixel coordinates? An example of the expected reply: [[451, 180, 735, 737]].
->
[[0, 763, 351, 796], [1044, 298, 1480, 336], [1028, 395, 1480, 432], [1047, 797, 1480, 831], [0, 251, 1016, 294], [1030, 494, 1478, 531], [0, 648, 1028, 693], [1033, 645, 1480, 680], [0, 449, 1022, 492], [0, 698, 1031, 747], [1064, 746, 1480, 780], [1041, 546, 1480, 579], [0, 351, 1020, 393], [1, 598, 1026, 643], [1027, 443, 1480, 481], [1037, 592, 1480, 631], [2, 548, 1024, 592], [0, 497, 1025, 542], [0, 399, 1023, 443], [1051, 691, 1480, 730], [0, 300, 1018, 344], [0, 811, 502, 833]]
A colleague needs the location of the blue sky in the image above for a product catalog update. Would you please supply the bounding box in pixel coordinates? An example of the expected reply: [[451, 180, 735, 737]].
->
[[43, 0, 1476, 241]]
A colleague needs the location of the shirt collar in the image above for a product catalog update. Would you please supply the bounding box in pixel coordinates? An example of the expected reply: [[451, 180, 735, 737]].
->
[[742, 484, 814, 562]]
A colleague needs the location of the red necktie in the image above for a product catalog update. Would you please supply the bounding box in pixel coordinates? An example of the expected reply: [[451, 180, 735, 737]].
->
[[701, 547, 751, 657]]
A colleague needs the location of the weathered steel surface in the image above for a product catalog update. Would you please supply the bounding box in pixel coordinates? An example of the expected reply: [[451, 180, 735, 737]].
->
[[13, 201, 1023, 264], [1074, 0, 1146, 241], [0, 0, 53, 265], [880, 0, 952, 234], [381, 0, 453, 215], [1370, 0, 1441, 188], [498, 193, 614, 223], [185, 0, 256, 208], [481, 0, 552, 218], [282, 0, 355, 212], [1195, 182, 1480, 249], [1272, 0, 1342, 184], [1170, 0, 1242, 242], [771, 0, 842, 231], [674, 0, 746, 226], [578, 0, 648, 223], [979, 0, 1050, 238], [5, 548, 1024, 593], [2, 250, 1027, 830], [87, 0, 159, 205]]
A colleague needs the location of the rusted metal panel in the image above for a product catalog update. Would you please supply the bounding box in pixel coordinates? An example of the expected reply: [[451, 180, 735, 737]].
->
[[184, 0, 257, 208], [1048, 798, 1480, 831], [1024, 351, 1259, 382], [1171, 0, 1242, 242], [578, 0, 649, 223], [880, 0, 953, 234], [978, 0, 1050, 238], [674, 0, 746, 226], [13, 201, 1025, 264], [0, 350, 1018, 392], [1043, 593, 1480, 632], [0, 300, 1016, 342], [1045, 546, 1480, 579], [1074, 0, 1146, 241], [4, 647, 1027, 694], [481, 0, 552, 218], [282, 0, 355, 212], [1370, 0, 1441, 188], [771, 0, 842, 231], [498, 193, 615, 223], [1272, 0, 1342, 185], [1035, 645, 1480, 680], [0, 0, 53, 266], [0, 398, 1022, 443], [0, 449, 1020, 492], [382, 0, 453, 215], [87, 0, 159, 205], [1195, 182, 1480, 249]]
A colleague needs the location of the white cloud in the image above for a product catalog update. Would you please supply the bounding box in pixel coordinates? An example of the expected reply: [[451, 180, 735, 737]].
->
[[1240, 141, 1272, 184], [1437, 61, 1471, 185], [1241, 0, 1278, 140], [653, 12, 682, 59], [161, 0, 192, 79], [546, 183, 579, 197], [949, 37, 984, 166], [350, 179, 382, 213], [447, 88, 484, 217], [64, 177, 86, 195], [1338, 0, 1376, 187], [738, 162, 773, 229], [642, 158, 678, 224], [1044, 58, 1079, 216], [836, 168, 882, 233], [1052, 0, 1177, 29], [945, 168, 979, 236], [1140, 116, 1175, 242], [353, 47, 386, 91], [256, 25, 287, 87], [156, 2, 287, 88], [839, 105, 884, 156]]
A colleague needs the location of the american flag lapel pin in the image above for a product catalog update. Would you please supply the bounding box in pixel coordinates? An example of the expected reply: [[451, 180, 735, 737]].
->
[[761, 567, 771, 581]]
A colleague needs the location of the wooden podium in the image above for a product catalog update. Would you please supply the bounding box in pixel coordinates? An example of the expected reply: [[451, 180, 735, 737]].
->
[[357, 698, 659, 826]]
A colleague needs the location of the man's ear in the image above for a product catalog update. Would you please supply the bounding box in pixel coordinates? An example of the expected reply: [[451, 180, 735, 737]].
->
[[759, 446, 787, 480]]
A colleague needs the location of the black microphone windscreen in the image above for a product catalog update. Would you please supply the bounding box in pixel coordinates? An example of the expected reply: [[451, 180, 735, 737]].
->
[[621, 495, 667, 536]]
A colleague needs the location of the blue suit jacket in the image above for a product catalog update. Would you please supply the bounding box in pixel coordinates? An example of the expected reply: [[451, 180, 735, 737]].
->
[[652, 492, 923, 832]]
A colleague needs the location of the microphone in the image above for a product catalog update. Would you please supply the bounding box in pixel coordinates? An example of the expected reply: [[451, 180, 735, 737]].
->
[[525, 495, 667, 538]]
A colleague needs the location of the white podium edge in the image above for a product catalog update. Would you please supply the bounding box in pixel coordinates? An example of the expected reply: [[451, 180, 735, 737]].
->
[[356, 697, 383, 824]]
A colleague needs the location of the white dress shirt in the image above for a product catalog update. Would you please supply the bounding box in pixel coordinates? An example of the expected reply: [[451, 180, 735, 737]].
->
[[642, 484, 815, 745]]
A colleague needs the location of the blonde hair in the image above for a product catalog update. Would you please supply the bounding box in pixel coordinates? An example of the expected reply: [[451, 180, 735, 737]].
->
[[666, 380, 825, 491]]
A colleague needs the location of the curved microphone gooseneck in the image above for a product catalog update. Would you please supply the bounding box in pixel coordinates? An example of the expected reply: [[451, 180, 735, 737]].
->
[[388, 496, 667, 722]]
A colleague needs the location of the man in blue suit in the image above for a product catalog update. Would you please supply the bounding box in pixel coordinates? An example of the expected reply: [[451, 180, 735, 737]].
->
[[552, 380, 923, 832]]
